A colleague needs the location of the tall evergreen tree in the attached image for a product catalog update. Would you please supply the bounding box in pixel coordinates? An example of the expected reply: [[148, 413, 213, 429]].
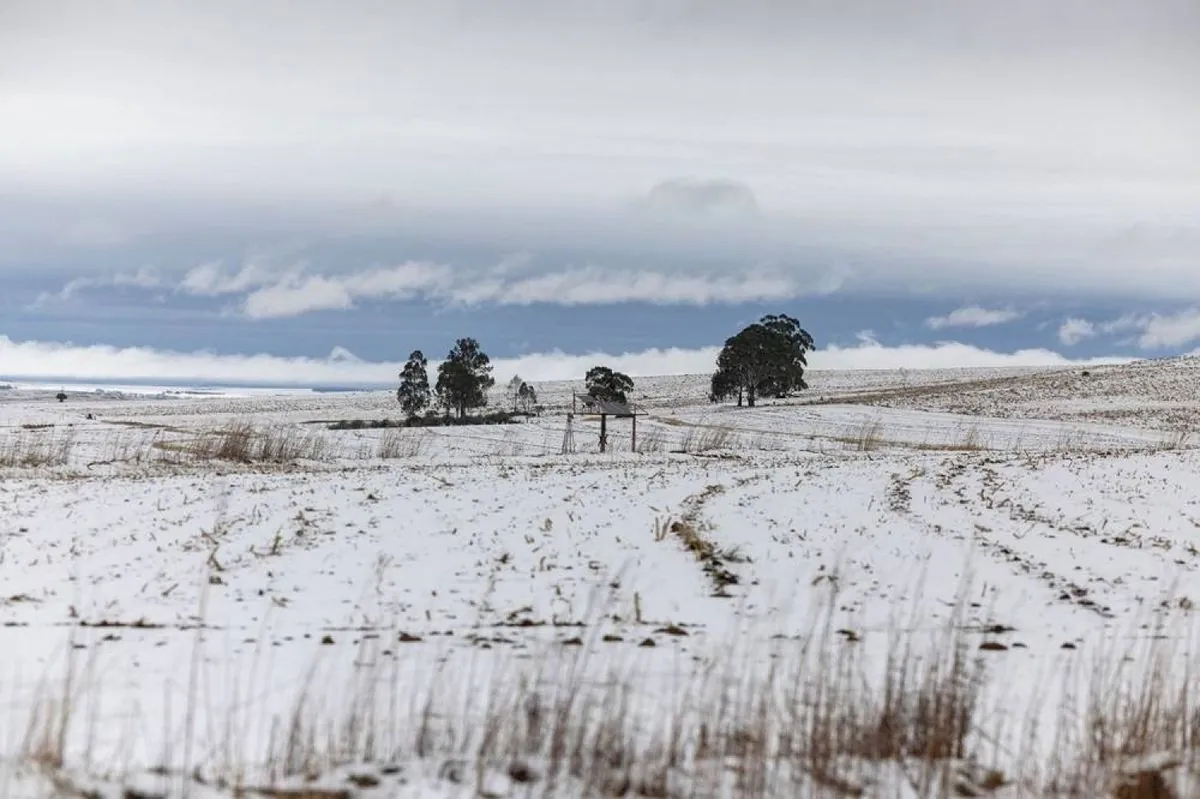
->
[[396, 350, 431, 417], [435, 338, 495, 418]]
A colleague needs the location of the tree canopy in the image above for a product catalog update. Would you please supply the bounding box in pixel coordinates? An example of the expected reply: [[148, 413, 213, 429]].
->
[[436, 338, 495, 418], [396, 350, 431, 417], [585, 366, 634, 405], [710, 314, 815, 407]]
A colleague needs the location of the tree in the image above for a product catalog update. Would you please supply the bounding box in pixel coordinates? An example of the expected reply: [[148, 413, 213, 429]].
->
[[710, 315, 815, 407], [396, 350, 431, 417], [507, 374, 539, 414], [436, 338, 495, 418], [585, 366, 634, 405], [517, 381, 538, 414], [507, 375, 526, 411], [758, 314, 815, 397]]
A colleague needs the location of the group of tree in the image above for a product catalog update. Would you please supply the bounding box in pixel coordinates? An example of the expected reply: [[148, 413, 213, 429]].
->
[[395, 312, 812, 422], [396, 337, 539, 421], [710, 313, 815, 407]]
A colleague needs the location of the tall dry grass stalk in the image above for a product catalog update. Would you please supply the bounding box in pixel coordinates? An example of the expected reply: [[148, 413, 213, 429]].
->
[[182, 421, 333, 463], [680, 425, 737, 453], [0, 427, 77, 467], [854, 418, 885, 451], [15, 586, 1200, 797], [376, 428, 431, 459]]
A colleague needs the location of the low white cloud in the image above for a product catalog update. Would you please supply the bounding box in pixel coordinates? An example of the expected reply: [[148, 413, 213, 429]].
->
[[242, 276, 354, 318], [1053, 309, 1200, 350], [30, 267, 163, 307], [1058, 317, 1096, 346], [56, 260, 834, 317], [239, 262, 455, 318], [179, 259, 287, 296], [925, 305, 1023, 330], [1135, 308, 1200, 349], [449, 266, 814, 307], [0, 334, 1128, 387], [827, 335, 1126, 371]]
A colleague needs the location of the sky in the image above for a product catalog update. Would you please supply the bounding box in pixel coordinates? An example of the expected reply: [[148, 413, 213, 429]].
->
[[1, 0, 1198, 386]]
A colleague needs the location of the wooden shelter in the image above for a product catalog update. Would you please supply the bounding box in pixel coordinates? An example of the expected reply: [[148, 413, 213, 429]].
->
[[572, 393, 640, 453]]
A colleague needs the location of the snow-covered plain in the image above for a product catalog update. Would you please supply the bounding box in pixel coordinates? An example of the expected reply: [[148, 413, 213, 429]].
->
[[2, 363, 1200, 797]]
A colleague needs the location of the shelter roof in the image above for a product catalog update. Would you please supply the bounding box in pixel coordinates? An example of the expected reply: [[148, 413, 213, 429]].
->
[[575, 394, 637, 417]]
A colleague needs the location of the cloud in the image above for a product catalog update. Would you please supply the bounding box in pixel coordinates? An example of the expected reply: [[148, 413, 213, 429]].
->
[[30, 267, 163, 307], [4, 1, 1198, 304], [1135, 308, 1200, 349], [174, 261, 455, 318], [58, 259, 837, 316], [448, 266, 819, 307], [1058, 317, 1097, 346], [0, 334, 1129, 388], [644, 178, 761, 218], [925, 306, 1023, 330], [179, 260, 286, 296], [1052, 308, 1200, 350]]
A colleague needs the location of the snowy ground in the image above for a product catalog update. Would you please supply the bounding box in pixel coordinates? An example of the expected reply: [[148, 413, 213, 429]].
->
[[2, 361, 1200, 797]]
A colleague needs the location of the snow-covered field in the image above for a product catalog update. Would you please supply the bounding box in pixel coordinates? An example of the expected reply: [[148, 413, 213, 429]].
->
[[2, 362, 1200, 797]]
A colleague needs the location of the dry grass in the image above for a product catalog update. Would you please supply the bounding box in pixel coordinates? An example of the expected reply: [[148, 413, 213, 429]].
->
[[22, 588, 1200, 798], [376, 427, 431, 459], [0, 427, 77, 467], [180, 421, 334, 463], [679, 424, 737, 453], [635, 426, 667, 454], [853, 418, 885, 452]]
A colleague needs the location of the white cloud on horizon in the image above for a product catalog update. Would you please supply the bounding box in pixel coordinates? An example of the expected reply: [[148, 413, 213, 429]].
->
[[0, 334, 1131, 388], [925, 306, 1023, 330]]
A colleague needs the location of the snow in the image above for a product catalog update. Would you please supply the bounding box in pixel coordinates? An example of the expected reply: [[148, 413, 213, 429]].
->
[[1, 361, 1199, 796]]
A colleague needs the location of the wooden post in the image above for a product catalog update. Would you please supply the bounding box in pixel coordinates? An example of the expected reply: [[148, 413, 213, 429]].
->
[[599, 413, 607, 453], [631, 413, 637, 453]]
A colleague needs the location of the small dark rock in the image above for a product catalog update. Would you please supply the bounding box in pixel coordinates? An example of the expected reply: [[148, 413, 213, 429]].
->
[[507, 761, 539, 784], [321, 635, 335, 645], [638, 638, 656, 648]]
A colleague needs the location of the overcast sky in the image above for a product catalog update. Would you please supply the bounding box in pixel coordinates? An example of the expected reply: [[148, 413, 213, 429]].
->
[[1, 1, 1197, 384]]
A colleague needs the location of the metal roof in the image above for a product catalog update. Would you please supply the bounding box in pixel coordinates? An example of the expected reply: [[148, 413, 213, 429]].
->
[[576, 394, 637, 417]]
